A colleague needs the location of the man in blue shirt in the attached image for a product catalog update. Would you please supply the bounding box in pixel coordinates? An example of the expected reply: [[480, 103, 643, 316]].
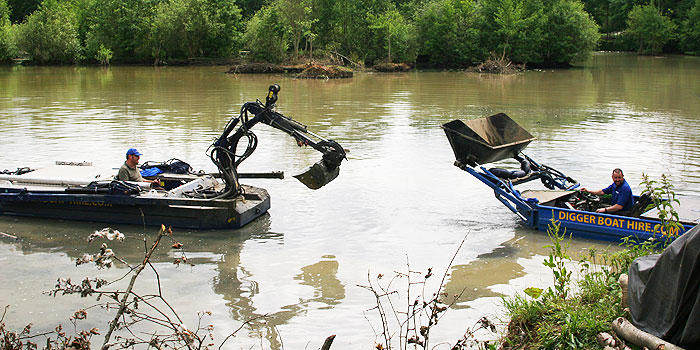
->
[[581, 168, 634, 214]]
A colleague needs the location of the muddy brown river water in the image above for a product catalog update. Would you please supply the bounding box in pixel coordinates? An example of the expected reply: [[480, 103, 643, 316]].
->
[[1, 52, 699, 349]]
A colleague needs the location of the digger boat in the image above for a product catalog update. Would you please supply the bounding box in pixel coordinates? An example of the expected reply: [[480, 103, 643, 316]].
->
[[0, 85, 347, 229], [0, 163, 270, 229], [442, 114, 699, 242]]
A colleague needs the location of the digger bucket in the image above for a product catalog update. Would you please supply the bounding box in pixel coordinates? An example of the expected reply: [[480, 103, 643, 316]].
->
[[442, 113, 536, 166], [293, 160, 340, 189]]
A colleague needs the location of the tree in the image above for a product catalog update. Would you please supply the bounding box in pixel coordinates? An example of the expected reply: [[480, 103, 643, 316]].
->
[[310, 0, 336, 49], [679, 0, 700, 54], [479, 0, 547, 64], [583, 0, 638, 33], [205, 0, 244, 57], [0, 0, 14, 61], [278, 0, 314, 60], [367, 3, 416, 63], [625, 4, 675, 54], [151, 0, 242, 60], [84, 0, 159, 60], [332, 0, 390, 64], [242, 3, 287, 62], [415, 0, 483, 67], [541, 0, 600, 64], [15, 0, 82, 63]]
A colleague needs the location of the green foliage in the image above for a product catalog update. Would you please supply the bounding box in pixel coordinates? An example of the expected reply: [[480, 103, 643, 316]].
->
[[367, 3, 417, 63], [640, 173, 683, 237], [95, 43, 112, 65], [415, 0, 483, 67], [5, 0, 687, 65], [679, 0, 700, 54], [15, 0, 82, 63], [332, 0, 391, 64], [523, 287, 543, 298], [205, 0, 244, 57], [541, 0, 600, 64], [278, 0, 314, 59], [625, 4, 676, 54], [151, 0, 242, 60], [583, 0, 635, 33], [606, 235, 665, 274], [478, 0, 547, 64], [478, 0, 599, 65], [0, 0, 14, 61], [310, 0, 336, 50], [85, 0, 158, 60], [542, 219, 572, 298], [500, 221, 662, 349], [242, 3, 287, 63], [0, 0, 8, 28]]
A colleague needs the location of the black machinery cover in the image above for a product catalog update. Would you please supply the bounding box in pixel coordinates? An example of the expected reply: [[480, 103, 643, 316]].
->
[[628, 224, 700, 348]]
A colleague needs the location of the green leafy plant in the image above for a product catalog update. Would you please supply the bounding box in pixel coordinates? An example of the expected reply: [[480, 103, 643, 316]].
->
[[542, 219, 572, 299], [95, 44, 112, 66], [641, 172, 683, 238]]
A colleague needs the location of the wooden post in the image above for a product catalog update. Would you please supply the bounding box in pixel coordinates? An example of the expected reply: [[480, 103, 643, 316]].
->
[[611, 317, 685, 350]]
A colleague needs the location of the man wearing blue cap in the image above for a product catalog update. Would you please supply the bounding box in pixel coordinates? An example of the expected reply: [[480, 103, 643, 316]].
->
[[117, 148, 158, 184]]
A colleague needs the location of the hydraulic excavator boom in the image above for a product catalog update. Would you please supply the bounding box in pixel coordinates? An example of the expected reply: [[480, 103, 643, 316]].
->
[[209, 84, 347, 198]]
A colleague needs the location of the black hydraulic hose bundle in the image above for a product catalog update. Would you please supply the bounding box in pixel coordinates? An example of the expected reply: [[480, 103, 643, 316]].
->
[[208, 84, 347, 198], [209, 101, 269, 199]]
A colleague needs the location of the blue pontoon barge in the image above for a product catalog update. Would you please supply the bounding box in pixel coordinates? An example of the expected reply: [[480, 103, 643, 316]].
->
[[442, 113, 698, 242]]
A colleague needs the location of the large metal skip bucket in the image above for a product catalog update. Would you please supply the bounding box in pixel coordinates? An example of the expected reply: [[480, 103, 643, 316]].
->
[[442, 113, 536, 166]]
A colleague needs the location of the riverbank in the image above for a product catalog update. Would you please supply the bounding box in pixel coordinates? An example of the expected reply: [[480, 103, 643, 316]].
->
[[497, 222, 671, 350]]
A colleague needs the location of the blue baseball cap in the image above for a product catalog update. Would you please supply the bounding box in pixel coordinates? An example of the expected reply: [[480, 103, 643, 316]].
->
[[126, 148, 142, 157]]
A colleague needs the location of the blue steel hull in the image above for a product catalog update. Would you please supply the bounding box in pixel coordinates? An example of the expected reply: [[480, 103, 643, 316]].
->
[[529, 205, 692, 242], [459, 164, 694, 243]]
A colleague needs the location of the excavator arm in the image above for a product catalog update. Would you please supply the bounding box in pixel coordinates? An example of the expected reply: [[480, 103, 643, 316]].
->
[[210, 84, 347, 198]]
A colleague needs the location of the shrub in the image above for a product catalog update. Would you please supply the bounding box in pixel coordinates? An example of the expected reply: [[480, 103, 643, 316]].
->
[[367, 3, 417, 63], [0, 0, 14, 62], [14, 0, 82, 63], [541, 0, 600, 64], [242, 3, 287, 63], [84, 0, 156, 60], [95, 43, 112, 65], [679, 0, 700, 55], [415, 0, 483, 67], [625, 4, 676, 54], [478, 0, 547, 65]]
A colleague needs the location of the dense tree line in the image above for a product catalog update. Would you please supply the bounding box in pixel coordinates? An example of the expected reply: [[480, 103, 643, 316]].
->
[[0, 0, 698, 67], [584, 0, 700, 54]]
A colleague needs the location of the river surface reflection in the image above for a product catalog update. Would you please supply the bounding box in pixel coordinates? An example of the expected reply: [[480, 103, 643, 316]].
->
[[1, 52, 699, 349]]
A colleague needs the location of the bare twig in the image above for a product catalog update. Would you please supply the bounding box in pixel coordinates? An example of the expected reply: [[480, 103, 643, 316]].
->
[[101, 225, 168, 350], [217, 314, 270, 350]]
